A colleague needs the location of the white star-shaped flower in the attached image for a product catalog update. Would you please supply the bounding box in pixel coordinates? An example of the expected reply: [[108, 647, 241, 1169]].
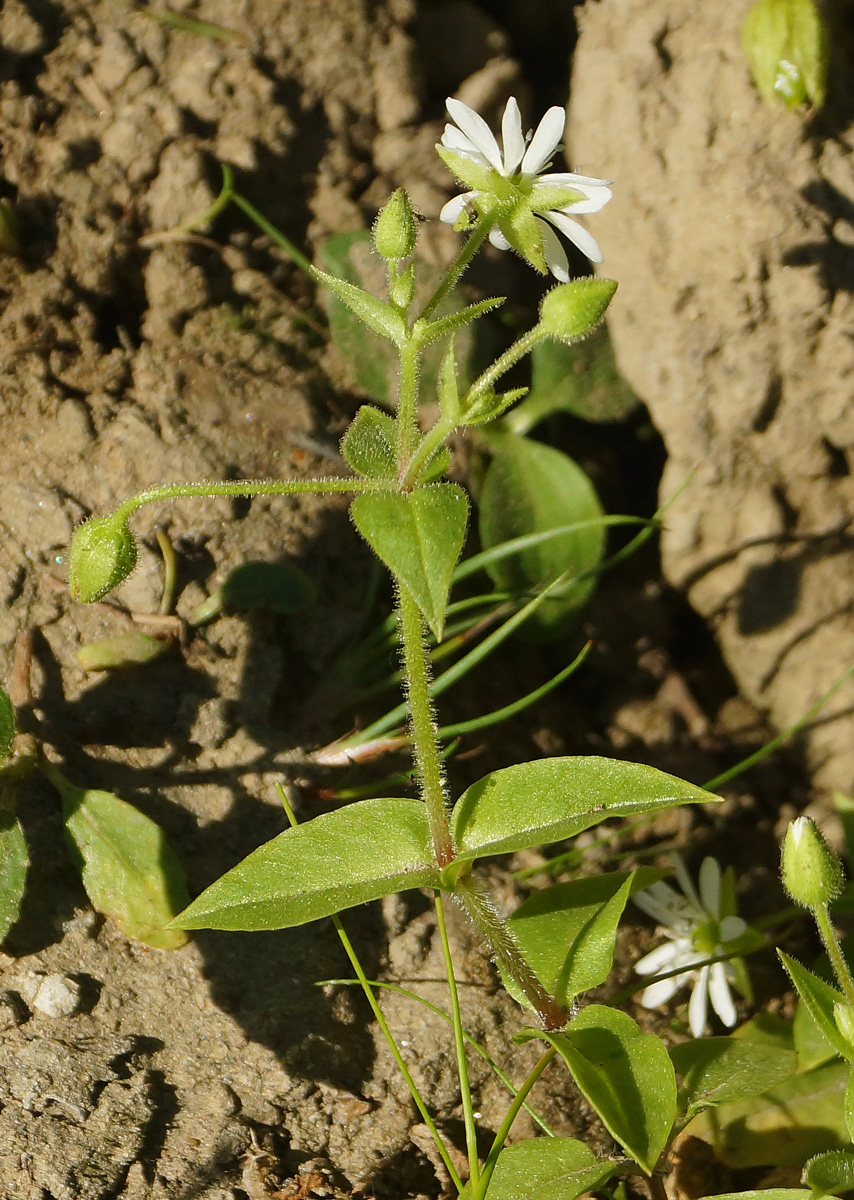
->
[[436, 96, 613, 281], [633, 856, 748, 1038]]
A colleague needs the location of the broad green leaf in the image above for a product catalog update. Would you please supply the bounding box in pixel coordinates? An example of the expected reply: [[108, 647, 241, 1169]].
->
[[478, 434, 605, 637], [221, 560, 315, 614], [779, 951, 854, 1062], [802, 1149, 854, 1195], [690, 1058, 849, 1168], [845, 1068, 854, 1142], [670, 1037, 798, 1116], [732, 1013, 796, 1051], [351, 484, 468, 640], [0, 793, 27, 943], [58, 781, 190, 950], [452, 757, 720, 861], [0, 686, 14, 763], [697, 1192, 814, 1200], [465, 1138, 616, 1200], [173, 798, 439, 931], [506, 869, 663, 1007], [341, 406, 398, 479], [528, 1005, 677, 1174]]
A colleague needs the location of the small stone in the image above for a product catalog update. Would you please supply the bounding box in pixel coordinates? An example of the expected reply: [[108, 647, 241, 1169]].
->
[[30, 974, 82, 1018]]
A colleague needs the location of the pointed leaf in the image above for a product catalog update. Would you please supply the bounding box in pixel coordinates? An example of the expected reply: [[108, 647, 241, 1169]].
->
[[845, 1068, 854, 1143], [0, 794, 27, 943], [58, 781, 190, 950], [530, 1006, 677, 1174], [341, 406, 398, 479], [466, 1138, 616, 1200], [0, 686, 14, 763], [670, 1037, 798, 1115], [779, 951, 854, 1062], [795, 990, 840, 1070], [802, 1149, 854, 1195], [312, 265, 406, 345], [173, 798, 440, 931], [351, 484, 468, 639], [452, 757, 720, 861], [415, 296, 504, 347]]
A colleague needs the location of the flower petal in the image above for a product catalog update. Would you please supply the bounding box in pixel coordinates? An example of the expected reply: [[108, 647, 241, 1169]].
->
[[634, 940, 687, 976], [446, 98, 504, 172], [709, 962, 738, 1027], [439, 192, 474, 224], [699, 857, 722, 916], [539, 171, 613, 188], [719, 915, 748, 942], [521, 105, 565, 175], [489, 227, 512, 250], [543, 211, 604, 265], [688, 966, 710, 1037], [441, 124, 491, 166], [633, 882, 691, 925], [536, 216, 569, 281], [553, 184, 613, 215], [673, 853, 701, 908], [501, 96, 526, 175], [641, 973, 690, 1008]]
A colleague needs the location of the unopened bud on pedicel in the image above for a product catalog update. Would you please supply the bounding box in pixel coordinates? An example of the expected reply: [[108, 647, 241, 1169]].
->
[[372, 188, 417, 261], [538, 279, 618, 343], [741, 0, 827, 110], [68, 514, 137, 603], [782, 816, 844, 908]]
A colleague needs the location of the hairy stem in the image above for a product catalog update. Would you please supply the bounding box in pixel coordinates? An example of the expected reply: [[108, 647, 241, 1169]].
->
[[114, 475, 389, 522], [815, 903, 854, 1008], [397, 338, 421, 475], [436, 892, 480, 1191], [419, 217, 492, 322]]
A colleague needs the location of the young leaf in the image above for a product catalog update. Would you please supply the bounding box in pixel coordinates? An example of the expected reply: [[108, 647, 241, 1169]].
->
[[341, 406, 398, 479], [802, 1149, 854, 1195], [478, 434, 605, 637], [77, 632, 172, 671], [56, 781, 190, 950], [696, 1192, 814, 1200], [670, 1037, 798, 1115], [779, 951, 854, 1062], [351, 484, 468, 640], [466, 1138, 616, 1200], [506, 870, 663, 1007], [845, 1069, 854, 1143], [794, 991, 840, 1070], [414, 296, 504, 347], [528, 1006, 677, 1175], [0, 686, 14, 763], [452, 757, 720, 861], [312, 265, 406, 345], [0, 794, 28, 943], [173, 798, 440, 932]]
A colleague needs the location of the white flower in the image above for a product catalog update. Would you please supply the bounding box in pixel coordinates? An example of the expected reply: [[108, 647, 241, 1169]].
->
[[436, 96, 613, 281], [633, 856, 747, 1038]]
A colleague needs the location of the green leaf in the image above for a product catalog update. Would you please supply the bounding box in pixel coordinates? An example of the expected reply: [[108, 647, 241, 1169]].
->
[[312, 264, 405, 345], [844, 1068, 854, 1142], [351, 484, 468, 640], [0, 796, 28, 943], [414, 296, 504, 347], [173, 798, 440, 932], [802, 1149, 854, 1195], [779, 951, 854, 1062], [341, 406, 398, 479], [221, 560, 316, 614], [506, 869, 663, 1007], [478, 434, 605, 637], [0, 687, 14, 763], [452, 757, 720, 861], [795, 991, 840, 1070], [531, 1006, 677, 1174], [696, 1192, 814, 1200], [467, 1138, 616, 1200], [670, 1037, 798, 1116], [57, 781, 190, 950], [690, 1058, 849, 1168], [77, 631, 171, 671]]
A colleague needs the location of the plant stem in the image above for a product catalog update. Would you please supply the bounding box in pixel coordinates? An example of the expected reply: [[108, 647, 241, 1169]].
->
[[114, 476, 389, 522], [403, 416, 455, 488], [436, 891, 480, 1193], [397, 586, 454, 867], [464, 326, 545, 402], [397, 338, 421, 474], [815, 903, 854, 1007], [477, 1047, 556, 1199], [419, 217, 492, 322]]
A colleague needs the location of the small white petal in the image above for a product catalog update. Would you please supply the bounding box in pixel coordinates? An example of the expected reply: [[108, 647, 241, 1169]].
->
[[673, 854, 701, 908], [441, 125, 490, 166], [633, 882, 690, 925], [521, 106, 566, 175], [543, 211, 603, 264], [635, 940, 686, 976], [719, 915, 747, 942], [708, 962, 738, 1027], [439, 192, 474, 224], [446, 98, 504, 172], [640, 973, 689, 1008], [488, 227, 512, 250], [688, 967, 710, 1037], [539, 171, 614, 188], [551, 184, 613, 214], [501, 96, 526, 175], [536, 216, 569, 281], [699, 858, 722, 916]]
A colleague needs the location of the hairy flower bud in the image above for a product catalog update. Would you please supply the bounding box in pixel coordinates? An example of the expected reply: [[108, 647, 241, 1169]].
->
[[372, 188, 417, 261], [741, 0, 828, 110], [538, 279, 618, 343], [782, 816, 844, 909], [68, 514, 137, 603]]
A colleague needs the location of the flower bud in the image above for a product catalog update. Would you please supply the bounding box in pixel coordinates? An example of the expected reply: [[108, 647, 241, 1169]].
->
[[781, 816, 844, 909], [390, 262, 416, 309], [372, 188, 417, 261], [68, 514, 137, 603], [741, 0, 828, 110], [538, 279, 618, 343]]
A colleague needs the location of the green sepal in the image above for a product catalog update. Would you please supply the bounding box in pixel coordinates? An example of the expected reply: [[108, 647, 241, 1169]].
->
[[413, 297, 504, 348], [802, 1149, 854, 1196], [341, 406, 398, 479], [311, 265, 406, 346], [172, 798, 440, 931], [351, 484, 468, 640], [502, 203, 547, 275], [435, 145, 496, 195], [463, 387, 529, 425]]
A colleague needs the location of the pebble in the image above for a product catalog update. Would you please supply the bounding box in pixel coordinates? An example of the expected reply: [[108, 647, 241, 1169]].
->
[[26, 974, 82, 1018]]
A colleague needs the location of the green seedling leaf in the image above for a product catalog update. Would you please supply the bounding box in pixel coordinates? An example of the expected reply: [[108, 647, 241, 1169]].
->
[[0, 686, 14, 763], [173, 797, 440, 931], [77, 632, 171, 671], [312, 264, 406, 345], [670, 1037, 798, 1116], [0, 789, 28, 944], [690, 1058, 849, 1168], [221, 560, 315, 614], [55, 777, 189, 950], [465, 1138, 616, 1200], [351, 484, 468, 640], [506, 869, 663, 1007], [697, 1192, 814, 1200], [845, 1069, 854, 1142], [802, 1149, 854, 1195], [527, 1005, 677, 1174], [452, 756, 720, 861], [478, 434, 605, 637], [341, 406, 398, 479], [779, 951, 854, 1062]]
